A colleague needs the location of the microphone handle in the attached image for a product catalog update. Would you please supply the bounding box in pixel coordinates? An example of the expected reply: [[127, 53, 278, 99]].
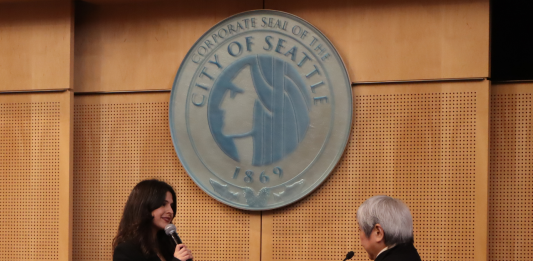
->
[[171, 233, 192, 261], [171, 233, 183, 244]]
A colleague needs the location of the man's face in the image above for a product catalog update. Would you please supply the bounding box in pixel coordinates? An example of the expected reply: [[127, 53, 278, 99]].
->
[[358, 226, 384, 260]]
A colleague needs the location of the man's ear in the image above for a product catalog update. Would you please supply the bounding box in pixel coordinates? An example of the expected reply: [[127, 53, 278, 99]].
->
[[373, 224, 385, 243]]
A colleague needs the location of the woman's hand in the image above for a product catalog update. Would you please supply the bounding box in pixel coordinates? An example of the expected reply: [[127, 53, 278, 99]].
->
[[174, 244, 193, 261]]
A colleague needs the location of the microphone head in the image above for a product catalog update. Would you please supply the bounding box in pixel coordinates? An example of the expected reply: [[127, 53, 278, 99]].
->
[[346, 251, 354, 259], [164, 224, 176, 235]]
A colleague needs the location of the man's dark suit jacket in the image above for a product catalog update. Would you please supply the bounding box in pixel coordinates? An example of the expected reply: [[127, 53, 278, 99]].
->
[[113, 240, 180, 261], [374, 243, 422, 261]]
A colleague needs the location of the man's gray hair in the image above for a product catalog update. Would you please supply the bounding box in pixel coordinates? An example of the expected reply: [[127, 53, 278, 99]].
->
[[356, 195, 414, 246]]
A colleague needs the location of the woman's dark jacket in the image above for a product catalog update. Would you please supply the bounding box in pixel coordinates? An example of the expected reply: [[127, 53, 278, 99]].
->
[[113, 240, 180, 261]]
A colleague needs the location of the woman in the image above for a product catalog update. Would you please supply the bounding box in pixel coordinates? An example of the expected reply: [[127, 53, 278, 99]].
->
[[113, 179, 193, 261]]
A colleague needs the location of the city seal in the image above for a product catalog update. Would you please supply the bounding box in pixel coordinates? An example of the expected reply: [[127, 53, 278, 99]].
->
[[169, 10, 352, 210]]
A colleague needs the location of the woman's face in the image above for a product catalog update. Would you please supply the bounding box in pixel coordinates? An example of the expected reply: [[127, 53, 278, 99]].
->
[[151, 191, 174, 231]]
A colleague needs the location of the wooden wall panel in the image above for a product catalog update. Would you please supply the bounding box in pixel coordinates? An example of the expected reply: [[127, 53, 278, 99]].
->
[[0, 2, 72, 92], [262, 80, 489, 261], [73, 92, 261, 261], [490, 83, 533, 261], [265, 0, 489, 82], [0, 91, 73, 261], [74, 0, 262, 93]]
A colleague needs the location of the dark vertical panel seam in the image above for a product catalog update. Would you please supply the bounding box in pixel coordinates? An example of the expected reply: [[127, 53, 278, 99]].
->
[[259, 212, 263, 261]]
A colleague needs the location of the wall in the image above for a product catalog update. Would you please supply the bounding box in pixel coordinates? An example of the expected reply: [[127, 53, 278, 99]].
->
[[1, 1, 526, 261], [0, 2, 73, 261]]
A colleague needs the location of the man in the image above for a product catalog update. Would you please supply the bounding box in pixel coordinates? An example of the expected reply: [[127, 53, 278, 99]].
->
[[356, 196, 422, 261]]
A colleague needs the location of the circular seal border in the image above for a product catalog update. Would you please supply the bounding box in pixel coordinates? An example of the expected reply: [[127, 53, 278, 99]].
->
[[169, 10, 352, 210]]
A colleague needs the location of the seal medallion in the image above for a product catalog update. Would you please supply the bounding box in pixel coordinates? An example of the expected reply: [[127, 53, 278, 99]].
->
[[170, 10, 352, 210]]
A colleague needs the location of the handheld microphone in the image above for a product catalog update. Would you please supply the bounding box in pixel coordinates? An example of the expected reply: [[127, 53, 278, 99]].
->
[[164, 224, 192, 261], [343, 251, 354, 261], [164, 224, 183, 245]]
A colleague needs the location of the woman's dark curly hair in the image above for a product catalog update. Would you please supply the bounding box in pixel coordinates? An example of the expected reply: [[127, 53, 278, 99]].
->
[[112, 179, 177, 258]]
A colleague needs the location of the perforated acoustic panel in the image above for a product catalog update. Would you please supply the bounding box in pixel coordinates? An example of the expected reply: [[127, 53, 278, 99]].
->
[[0, 92, 72, 261], [490, 83, 533, 261], [262, 81, 489, 261], [73, 93, 260, 261]]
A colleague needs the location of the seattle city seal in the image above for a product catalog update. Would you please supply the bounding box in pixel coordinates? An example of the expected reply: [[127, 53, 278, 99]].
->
[[169, 10, 352, 210]]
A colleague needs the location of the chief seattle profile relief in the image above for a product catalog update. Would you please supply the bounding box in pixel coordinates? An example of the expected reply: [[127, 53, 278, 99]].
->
[[169, 10, 352, 210], [209, 55, 311, 166]]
